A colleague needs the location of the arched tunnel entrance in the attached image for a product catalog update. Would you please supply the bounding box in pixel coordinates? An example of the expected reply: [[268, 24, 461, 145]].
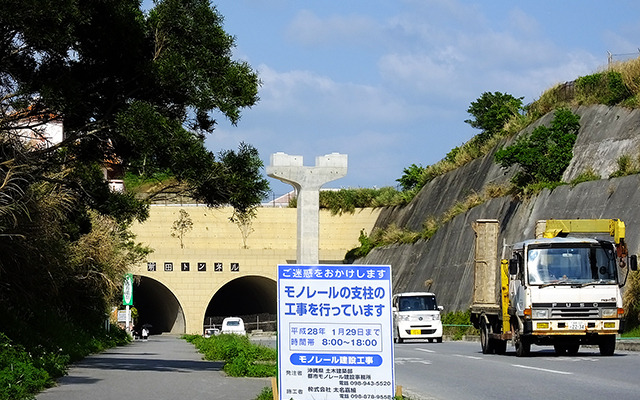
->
[[133, 276, 185, 335], [204, 275, 277, 333]]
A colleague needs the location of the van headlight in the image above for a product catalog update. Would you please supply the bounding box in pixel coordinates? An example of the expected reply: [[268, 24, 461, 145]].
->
[[532, 309, 548, 319], [601, 309, 617, 318]]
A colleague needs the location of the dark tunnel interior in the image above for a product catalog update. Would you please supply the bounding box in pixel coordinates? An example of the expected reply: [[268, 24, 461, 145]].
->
[[133, 276, 184, 335], [206, 275, 277, 316], [132, 275, 276, 334]]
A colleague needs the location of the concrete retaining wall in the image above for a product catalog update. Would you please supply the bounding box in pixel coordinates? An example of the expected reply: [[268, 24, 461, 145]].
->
[[360, 105, 640, 312]]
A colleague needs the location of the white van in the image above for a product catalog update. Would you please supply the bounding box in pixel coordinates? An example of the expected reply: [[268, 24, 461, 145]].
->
[[221, 317, 246, 335], [392, 292, 443, 343]]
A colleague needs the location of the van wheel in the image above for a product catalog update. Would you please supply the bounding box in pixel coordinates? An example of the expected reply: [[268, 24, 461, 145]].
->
[[436, 337, 442, 343], [395, 328, 404, 344]]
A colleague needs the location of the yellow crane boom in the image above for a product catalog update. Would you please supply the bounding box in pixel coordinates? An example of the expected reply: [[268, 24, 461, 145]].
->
[[541, 218, 627, 258]]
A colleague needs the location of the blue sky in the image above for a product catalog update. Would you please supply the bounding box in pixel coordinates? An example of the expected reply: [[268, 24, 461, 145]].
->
[[147, 1, 640, 197]]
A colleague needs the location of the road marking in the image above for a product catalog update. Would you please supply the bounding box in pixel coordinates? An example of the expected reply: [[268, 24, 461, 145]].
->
[[511, 364, 572, 375], [395, 357, 432, 365], [454, 354, 482, 360], [415, 348, 435, 353]]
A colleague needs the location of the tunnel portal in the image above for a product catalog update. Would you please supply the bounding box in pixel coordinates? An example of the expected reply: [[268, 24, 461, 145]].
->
[[204, 275, 277, 332], [133, 276, 185, 335]]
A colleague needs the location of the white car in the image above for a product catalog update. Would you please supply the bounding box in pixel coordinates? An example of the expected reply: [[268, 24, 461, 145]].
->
[[392, 292, 443, 343], [221, 317, 246, 335], [203, 327, 220, 338]]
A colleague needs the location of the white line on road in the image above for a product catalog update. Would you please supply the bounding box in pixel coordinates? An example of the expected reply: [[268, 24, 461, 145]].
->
[[415, 348, 435, 353], [454, 354, 483, 360], [511, 364, 573, 375]]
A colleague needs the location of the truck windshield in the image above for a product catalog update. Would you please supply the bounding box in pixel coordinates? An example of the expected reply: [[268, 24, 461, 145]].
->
[[397, 296, 438, 311], [527, 243, 617, 285]]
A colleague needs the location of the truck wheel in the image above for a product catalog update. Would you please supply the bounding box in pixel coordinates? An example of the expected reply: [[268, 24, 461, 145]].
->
[[436, 337, 442, 343], [599, 336, 615, 356], [514, 335, 530, 357], [494, 339, 507, 355], [554, 344, 567, 355], [480, 321, 494, 354], [566, 344, 579, 355]]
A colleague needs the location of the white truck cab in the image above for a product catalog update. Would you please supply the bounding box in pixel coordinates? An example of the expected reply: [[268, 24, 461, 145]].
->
[[392, 292, 443, 343]]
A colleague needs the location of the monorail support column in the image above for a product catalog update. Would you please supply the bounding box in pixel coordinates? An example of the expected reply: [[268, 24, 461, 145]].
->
[[267, 152, 348, 264]]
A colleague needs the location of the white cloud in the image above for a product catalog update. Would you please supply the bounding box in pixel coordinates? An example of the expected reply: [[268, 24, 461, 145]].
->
[[256, 64, 414, 123], [286, 9, 381, 48]]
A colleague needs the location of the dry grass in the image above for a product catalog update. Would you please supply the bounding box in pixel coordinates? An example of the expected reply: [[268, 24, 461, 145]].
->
[[612, 57, 640, 94]]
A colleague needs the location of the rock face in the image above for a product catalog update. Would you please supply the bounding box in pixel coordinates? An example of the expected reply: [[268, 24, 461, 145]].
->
[[360, 105, 640, 311]]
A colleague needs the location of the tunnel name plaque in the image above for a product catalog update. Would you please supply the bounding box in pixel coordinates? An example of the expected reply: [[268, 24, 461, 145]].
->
[[277, 264, 394, 400]]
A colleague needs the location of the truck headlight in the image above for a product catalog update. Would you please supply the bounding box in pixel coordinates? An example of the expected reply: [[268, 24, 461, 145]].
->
[[601, 309, 617, 318], [532, 309, 548, 319]]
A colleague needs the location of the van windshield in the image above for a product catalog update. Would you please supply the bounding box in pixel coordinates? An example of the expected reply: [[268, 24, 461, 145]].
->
[[398, 295, 438, 311]]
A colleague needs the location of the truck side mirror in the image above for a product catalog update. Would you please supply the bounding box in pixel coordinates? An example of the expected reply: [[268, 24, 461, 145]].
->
[[630, 255, 638, 271], [508, 258, 518, 275]]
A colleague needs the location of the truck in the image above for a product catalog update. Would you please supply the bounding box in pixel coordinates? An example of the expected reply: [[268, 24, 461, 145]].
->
[[470, 219, 637, 357]]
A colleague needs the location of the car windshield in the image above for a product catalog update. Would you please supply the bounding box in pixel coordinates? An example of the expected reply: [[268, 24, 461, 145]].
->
[[398, 295, 438, 311], [527, 243, 617, 285]]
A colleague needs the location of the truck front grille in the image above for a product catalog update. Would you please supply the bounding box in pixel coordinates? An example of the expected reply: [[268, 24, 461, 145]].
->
[[533, 302, 616, 319]]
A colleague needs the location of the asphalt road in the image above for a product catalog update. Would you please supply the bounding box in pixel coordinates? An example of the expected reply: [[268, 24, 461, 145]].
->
[[35, 334, 640, 400], [394, 340, 640, 400], [36, 334, 271, 400]]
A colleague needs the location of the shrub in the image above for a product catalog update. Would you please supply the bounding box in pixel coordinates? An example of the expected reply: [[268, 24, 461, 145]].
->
[[442, 310, 477, 340], [184, 334, 277, 378], [623, 270, 640, 330], [0, 334, 52, 400], [570, 167, 601, 186], [575, 71, 631, 106], [610, 154, 639, 178], [495, 108, 580, 191]]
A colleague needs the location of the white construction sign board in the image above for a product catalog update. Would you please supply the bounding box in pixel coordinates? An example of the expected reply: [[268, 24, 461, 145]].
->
[[277, 264, 394, 400]]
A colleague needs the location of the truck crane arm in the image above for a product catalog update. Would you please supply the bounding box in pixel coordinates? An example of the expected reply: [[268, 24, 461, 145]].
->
[[540, 218, 627, 259]]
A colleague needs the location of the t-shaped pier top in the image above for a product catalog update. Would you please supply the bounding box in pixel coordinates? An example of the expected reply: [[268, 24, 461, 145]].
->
[[267, 152, 348, 264]]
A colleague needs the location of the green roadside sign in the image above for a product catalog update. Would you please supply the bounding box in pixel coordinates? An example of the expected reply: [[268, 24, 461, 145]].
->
[[123, 274, 133, 306]]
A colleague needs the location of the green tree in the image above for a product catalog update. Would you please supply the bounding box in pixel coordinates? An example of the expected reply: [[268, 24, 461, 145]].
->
[[1, 0, 267, 216], [494, 108, 580, 188], [171, 209, 193, 249], [397, 163, 424, 191], [0, 0, 268, 372], [465, 92, 524, 144]]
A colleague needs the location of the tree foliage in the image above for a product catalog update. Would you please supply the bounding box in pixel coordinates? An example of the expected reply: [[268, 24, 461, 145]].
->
[[1, 0, 267, 215], [494, 108, 580, 188], [396, 163, 424, 191], [465, 91, 524, 144], [0, 0, 268, 371]]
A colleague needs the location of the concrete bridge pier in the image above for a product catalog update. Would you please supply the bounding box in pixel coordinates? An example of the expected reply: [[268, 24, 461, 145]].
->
[[267, 152, 348, 264]]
